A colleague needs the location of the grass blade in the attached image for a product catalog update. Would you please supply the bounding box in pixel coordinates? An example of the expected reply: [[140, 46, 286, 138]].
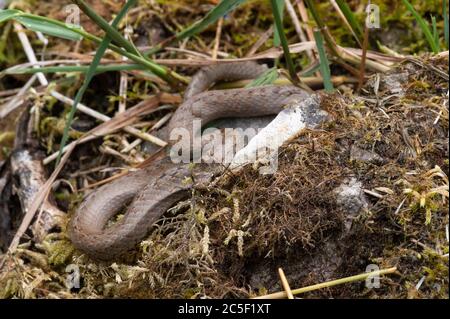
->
[[0, 9, 21, 22], [1, 9, 83, 41], [245, 67, 278, 87], [56, 0, 137, 164], [176, 0, 246, 42], [270, 0, 299, 83], [145, 0, 247, 56], [1, 9, 106, 44], [303, 0, 340, 58], [273, 0, 285, 47], [299, 61, 321, 77], [444, 0, 449, 48], [334, 0, 363, 45], [15, 16, 83, 41], [313, 30, 333, 92], [431, 16, 440, 51], [6, 63, 145, 75], [72, 0, 141, 57], [402, 0, 439, 53]]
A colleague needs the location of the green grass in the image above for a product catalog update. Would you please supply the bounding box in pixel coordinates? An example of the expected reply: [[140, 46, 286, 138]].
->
[[1, 9, 83, 41], [313, 30, 333, 92], [431, 16, 439, 50], [72, 0, 142, 57], [444, 0, 449, 48], [245, 67, 278, 87], [270, 0, 298, 84], [334, 0, 363, 46], [145, 0, 248, 56], [402, 0, 440, 53], [0, 8, 182, 84], [56, 0, 137, 164], [272, 0, 285, 47]]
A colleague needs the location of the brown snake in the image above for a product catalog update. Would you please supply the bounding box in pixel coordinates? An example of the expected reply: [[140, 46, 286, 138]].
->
[[69, 62, 310, 260]]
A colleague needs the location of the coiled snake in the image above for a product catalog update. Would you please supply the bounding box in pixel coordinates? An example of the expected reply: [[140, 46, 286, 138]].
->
[[69, 62, 310, 260]]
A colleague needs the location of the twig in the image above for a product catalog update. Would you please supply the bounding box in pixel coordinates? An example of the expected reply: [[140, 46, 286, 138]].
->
[[13, 23, 48, 86], [296, 0, 314, 41], [212, 17, 224, 60], [101, 145, 138, 164], [118, 26, 133, 114], [0, 88, 22, 97], [285, 0, 306, 42], [246, 26, 274, 57], [0, 74, 38, 119], [343, 47, 402, 64], [22, 44, 397, 70], [253, 267, 397, 299], [363, 189, 384, 199], [330, 0, 362, 47], [79, 168, 133, 191], [394, 197, 407, 215], [121, 111, 173, 153], [278, 268, 294, 299], [43, 98, 166, 165], [164, 47, 213, 59], [405, 56, 449, 81], [284, 0, 314, 61], [339, 46, 391, 73], [10, 108, 65, 242], [357, 19, 370, 91], [296, 0, 317, 59], [9, 42, 318, 70]]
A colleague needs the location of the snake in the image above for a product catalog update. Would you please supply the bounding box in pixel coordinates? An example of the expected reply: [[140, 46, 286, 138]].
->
[[68, 61, 310, 260]]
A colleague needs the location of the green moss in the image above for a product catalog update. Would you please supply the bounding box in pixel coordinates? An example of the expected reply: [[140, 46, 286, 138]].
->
[[0, 278, 20, 299], [46, 241, 75, 266]]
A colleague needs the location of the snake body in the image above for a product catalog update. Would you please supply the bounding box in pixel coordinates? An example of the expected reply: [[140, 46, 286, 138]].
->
[[69, 62, 310, 260]]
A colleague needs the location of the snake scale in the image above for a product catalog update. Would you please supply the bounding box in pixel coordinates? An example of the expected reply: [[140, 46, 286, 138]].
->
[[69, 62, 310, 260]]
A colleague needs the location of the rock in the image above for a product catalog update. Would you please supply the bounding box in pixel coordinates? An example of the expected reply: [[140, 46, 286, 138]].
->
[[334, 177, 369, 231], [380, 72, 409, 95], [367, 71, 409, 96], [350, 145, 384, 164], [229, 94, 330, 174]]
